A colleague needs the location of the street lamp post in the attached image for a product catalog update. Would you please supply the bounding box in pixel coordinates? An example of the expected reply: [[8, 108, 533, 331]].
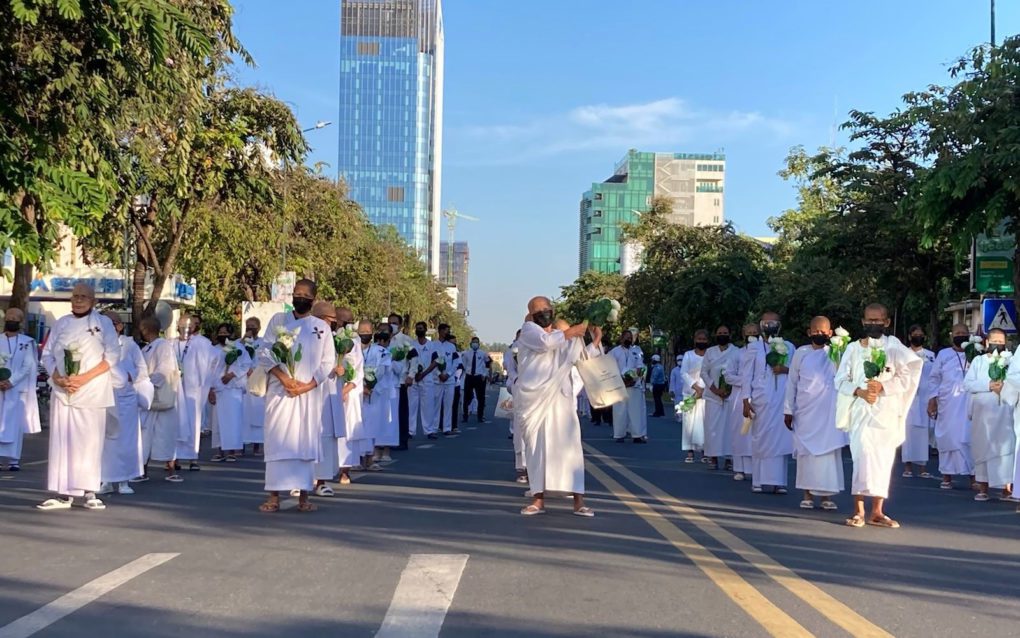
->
[[280, 120, 332, 274]]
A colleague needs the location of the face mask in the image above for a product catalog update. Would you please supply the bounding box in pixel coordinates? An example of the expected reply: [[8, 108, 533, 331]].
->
[[359, 334, 372, 345], [745, 334, 759, 343], [375, 332, 389, 343], [292, 297, 313, 315], [810, 333, 829, 346], [989, 343, 1007, 353], [415, 328, 427, 338], [471, 343, 479, 351], [715, 335, 730, 346], [622, 339, 633, 348], [532, 309, 554, 328], [4, 321, 20, 333], [72, 308, 91, 318], [761, 321, 781, 337], [863, 323, 885, 339], [216, 335, 228, 345], [390, 323, 400, 335], [694, 341, 709, 350], [330, 321, 338, 332], [952, 335, 969, 347], [909, 335, 925, 347]]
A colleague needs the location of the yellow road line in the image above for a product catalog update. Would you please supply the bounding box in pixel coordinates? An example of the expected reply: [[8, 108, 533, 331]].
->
[[584, 461, 813, 638], [584, 443, 893, 638]]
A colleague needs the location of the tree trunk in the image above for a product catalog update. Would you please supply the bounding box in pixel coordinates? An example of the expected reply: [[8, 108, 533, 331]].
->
[[929, 306, 941, 349], [9, 195, 37, 311], [1013, 244, 1020, 333]]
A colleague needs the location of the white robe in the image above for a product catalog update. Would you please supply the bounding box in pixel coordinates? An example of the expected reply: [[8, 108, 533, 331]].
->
[[516, 322, 595, 495], [785, 346, 848, 496], [0, 333, 41, 461], [140, 338, 180, 463], [929, 348, 973, 475], [210, 343, 253, 451], [339, 343, 368, 465], [1002, 360, 1020, 490], [669, 363, 684, 422], [700, 345, 740, 458], [314, 341, 346, 481], [170, 334, 215, 460], [362, 343, 394, 445], [504, 342, 525, 470], [740, 339, 795, 487], [902, 348, 935, 464], [725, 345, 754, 468], [242, 337, 266, 444], [101, 336, 150, 483], [42, 310, 120, 496], [408, 339, 435, 437], [836, 337, 922, 499], [260, 313, 334, 491], [964, 354, 1016, 489], [678, 350, 705, 451], [609, 345, 647, 439]]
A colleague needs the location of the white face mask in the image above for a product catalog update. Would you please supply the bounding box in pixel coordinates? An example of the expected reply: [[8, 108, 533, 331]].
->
[[390, 323, 400, 335]]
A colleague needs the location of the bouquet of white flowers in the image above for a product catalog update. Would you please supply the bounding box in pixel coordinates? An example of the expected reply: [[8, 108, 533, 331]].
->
[[0, 352, 11, 382], [223, 340, 242, 366], [270, 326, 302, 377], [828, 327, 851, 365], [765, 337, 789, 389], [585, 298, 621, 326], [63, 342, 83, 376], [988, 349, 1012, 405], [964, 335, 985, 364]]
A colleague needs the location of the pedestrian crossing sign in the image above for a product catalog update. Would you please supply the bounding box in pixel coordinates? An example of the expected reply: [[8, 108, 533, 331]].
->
[[982, 298, 1017, 334]]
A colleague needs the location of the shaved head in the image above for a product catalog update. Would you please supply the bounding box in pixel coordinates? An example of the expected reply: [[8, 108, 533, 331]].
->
[[760, 311, 780, 322], [4, 307, 24, 323], [810, 316, 831, 331], [311, 301, 335, 322], [864, 303, 889, 319], [336, 307, 354, 325], [527, 296, 552, 313]]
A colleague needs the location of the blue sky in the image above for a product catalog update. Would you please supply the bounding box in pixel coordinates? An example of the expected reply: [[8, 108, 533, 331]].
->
[[230, 0, 1016, 343]]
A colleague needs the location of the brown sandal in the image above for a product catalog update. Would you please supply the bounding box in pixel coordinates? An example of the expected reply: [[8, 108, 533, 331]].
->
[[259, 500, 280, 513], [296, 501, 317, 513]]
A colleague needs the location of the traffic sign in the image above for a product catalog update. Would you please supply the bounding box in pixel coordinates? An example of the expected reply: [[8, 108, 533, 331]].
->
[[974, 225, 1015, 294], [983, 298, 1017, 334]]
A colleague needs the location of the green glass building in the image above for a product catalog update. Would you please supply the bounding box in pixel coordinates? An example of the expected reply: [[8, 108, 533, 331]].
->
[[579, 150, 725, 275]]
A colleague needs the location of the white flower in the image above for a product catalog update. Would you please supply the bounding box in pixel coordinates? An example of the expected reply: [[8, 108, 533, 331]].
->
[[66, 342, 83, 362], [969, 335, 983, 344], [607, 309, 620, 323], [768, 337, 788, 355], [610, 299, 621, 311], [747, 336, 760, 343], [974, 343, 985, 353], [0, 353, 10, 366], [511, 346, 519, 355], [834, 326, 849, 338], [830, 336, 842, 346], [1001, 351, 1013, 362]]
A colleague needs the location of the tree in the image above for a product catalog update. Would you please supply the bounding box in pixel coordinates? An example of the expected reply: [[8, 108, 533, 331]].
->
[[1, 0, 212, 309], [556, 270, 627, 342]]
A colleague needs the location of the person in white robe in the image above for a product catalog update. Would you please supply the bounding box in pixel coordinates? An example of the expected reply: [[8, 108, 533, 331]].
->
[[241, 317, 266, 456], [336, 308, 366, 485], [964, 329, 1015, 501], [0, 308, 41, 471], [170, 314, 215, 470], [388, 313, 415, 450], [784, 317, 847, 510], [902, 325, 935, 478], [700, 326, 740, 470], [516, 296, 600, 517], [740, 312, 794, 494], [99, 312, 152, 495], [420, 324, 458, 436], [504, 332, 527, 483], [310, 302, 343, 497], [928, 323, 974, 489], [726, 324, 761, 480], [208, 323, 253, 463], [669, 353, 685, 424], [836, 303, 922, 529], [609, 330, 648, 443], [357, 320, 390, 471], [679, 332, 709, 462], [370, 322, 399, 462], [258, 279, 334, 513], [408, 322, 436, 440], [37, 284, 120, 511], [136, 316, 182, 483], [1002, 345, 1020, 509]]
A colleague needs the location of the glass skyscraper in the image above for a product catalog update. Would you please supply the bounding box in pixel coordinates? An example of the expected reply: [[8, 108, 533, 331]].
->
[[338, 0, 445, 275]]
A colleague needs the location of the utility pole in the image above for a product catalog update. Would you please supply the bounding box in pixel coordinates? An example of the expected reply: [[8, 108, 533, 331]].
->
[[991, 0, 996, 46]]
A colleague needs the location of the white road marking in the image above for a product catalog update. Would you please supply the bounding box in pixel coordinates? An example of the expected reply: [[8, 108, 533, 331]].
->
[[0, 553, 179, 638], [417, 444, 435, 449], [375, 554, 469, 638]]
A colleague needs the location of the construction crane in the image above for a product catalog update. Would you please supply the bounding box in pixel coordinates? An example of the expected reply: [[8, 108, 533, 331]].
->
[[441, 207, 479, 285]]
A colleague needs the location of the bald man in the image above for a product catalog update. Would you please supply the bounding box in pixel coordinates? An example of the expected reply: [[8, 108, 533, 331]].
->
[[37, 283, 120, 511], [784, 316, 847, 510], [836, 303, 922, 528], [929, 323, 975, 489], [516, 296, 601, 517], [0, 308, 41, 471], [170, 312, 215, 471]]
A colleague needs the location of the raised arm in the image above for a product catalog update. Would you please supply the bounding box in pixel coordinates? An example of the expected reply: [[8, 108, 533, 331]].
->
[[517, 322, 567, 354]]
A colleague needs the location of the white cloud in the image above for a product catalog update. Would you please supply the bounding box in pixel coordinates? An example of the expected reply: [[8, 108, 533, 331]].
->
[[449, 96, 797, 165]]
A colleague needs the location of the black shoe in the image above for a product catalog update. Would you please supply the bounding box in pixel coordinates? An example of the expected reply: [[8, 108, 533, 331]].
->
[[188, 462, 200, 471], [633, 437, 648, 444], [614, 437, 625, 443], [507, 434, 514, 439], [174, 462, 182, 471], [8, 464, 19, 472], [427, 433, 439, 440], [442, 431, 456, 437]]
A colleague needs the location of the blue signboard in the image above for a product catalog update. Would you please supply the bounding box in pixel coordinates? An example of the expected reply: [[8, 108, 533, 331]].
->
[[983, 298, 1017, 334]]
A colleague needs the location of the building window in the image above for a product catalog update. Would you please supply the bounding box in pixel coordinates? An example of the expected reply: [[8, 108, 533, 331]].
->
[[593, 210, 603, 217], [387, 186, 405, 202], [357, 41, 380, 55], [713, 216, 720, 223], [594, 192, 603, 201]]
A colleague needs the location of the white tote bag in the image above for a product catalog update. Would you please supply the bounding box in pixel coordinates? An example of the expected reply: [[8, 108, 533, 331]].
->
[[494, 387, 514, 419], [247, 366, 269, 398], [575, 348, 627, 409], [150, 375, 177, 411]]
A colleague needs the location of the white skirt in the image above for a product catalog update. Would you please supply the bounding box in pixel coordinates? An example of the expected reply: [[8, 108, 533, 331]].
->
[[752, 455, 788, 488], [314, 435, 339, 480], [265, 459, 314, 491], [939, 446, 974, 476], [901, 424, 930, 464], [795, 449, 844, 496]]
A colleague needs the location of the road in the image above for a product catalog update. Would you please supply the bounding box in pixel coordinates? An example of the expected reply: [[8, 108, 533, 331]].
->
[[1, 388, 1018, 637]]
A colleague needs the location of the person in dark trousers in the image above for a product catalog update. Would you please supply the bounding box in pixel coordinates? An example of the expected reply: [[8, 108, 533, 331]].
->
[[461, 336, 492, 423], [449, 335, 463, 432], [649, 354, 667, 417]]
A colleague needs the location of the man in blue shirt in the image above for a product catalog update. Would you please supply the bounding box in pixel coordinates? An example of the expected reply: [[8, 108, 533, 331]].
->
[[649, 354, 667, 417]]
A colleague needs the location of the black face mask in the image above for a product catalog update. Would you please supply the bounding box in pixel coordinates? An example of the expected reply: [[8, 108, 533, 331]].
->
[[989, 343, 1007, 353], [375, 332, 389, 343], [761, 321, 781, 337], [622, 339, 633, 348], [359, 334, 372, 345], [715, 335, 731, 346], [909, 335, 926, 347], [532, 309, 554, 328], [415, 328, 427, 338], [863, 323, 885, 339], [952, 335, 969, 347], [292, 297, 313, 315], [4, 321, 20, 333], [810, 333, 829, 346], [216, 335, 228, 345], [694, 341, 709, 350], [330, 322, 338, 332]]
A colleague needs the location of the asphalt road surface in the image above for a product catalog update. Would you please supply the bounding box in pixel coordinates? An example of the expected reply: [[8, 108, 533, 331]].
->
[[1, 389, 1018, 637]]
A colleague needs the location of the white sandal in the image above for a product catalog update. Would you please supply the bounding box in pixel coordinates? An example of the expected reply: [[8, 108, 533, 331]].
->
[[36, 498, 73, 511], [83, 497, 106, 510], [572, 507, 595, 517], [315, 484, 335, 497]]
